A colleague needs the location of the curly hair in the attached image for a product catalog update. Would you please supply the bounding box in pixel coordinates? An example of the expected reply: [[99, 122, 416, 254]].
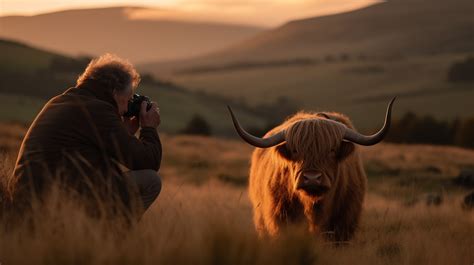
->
[[76, 53, 141, 92]]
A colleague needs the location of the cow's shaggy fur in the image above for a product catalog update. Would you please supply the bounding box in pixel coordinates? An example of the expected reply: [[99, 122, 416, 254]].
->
[[249, 111, 366, 241]]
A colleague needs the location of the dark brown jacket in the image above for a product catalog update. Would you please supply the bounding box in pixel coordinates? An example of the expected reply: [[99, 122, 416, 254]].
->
[[12, 82, 162, 211]]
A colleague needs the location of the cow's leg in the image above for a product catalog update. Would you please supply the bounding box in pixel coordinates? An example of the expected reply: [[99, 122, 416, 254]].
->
[[253, 208, 267, 237], [326, 202, 362, 242], [262, 207, 281, 236]]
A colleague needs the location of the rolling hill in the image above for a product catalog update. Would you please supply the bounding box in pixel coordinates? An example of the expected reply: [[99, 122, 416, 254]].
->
[[144, 0, 474, 70], [0, 6, 263, 63], [140, 0, 474, 130], [0, 39, 265, 135]]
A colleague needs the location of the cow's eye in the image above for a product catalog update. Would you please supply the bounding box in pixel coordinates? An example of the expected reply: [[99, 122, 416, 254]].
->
[[276, 144, 293, 160]]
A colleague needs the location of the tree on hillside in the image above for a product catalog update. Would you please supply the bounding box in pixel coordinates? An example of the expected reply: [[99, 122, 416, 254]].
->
[[448, 56, 474, 83], [387, 112, 452, 145], [180, 114, 212, 136], [386, 112, 417, 143], [455, 117, 474, 148]]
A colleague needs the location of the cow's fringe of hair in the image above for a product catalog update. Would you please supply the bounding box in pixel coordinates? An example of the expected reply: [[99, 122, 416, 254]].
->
[[285, 118, 346, 158]]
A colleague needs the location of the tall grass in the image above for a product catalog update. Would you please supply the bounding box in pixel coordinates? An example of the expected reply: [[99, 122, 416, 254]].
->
[[1, 124, 473, 264], [1, 179, 473, 265]]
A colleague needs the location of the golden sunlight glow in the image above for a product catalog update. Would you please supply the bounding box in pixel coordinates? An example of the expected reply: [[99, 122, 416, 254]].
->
[[1, 0, 379, 26]]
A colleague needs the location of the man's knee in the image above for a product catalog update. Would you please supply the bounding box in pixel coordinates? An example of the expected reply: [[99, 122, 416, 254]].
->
[[149, 172, 161, 198], [126, 169, 162, 210], [139, 170, 161, 197]]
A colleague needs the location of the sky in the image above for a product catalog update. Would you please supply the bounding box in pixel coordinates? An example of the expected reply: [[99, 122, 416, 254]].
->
[[0, 0, 378, 26]]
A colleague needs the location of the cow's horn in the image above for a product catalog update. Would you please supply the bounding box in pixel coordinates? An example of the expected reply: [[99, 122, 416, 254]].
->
[[343, 97, 396, 146], [227, 106, 286, 148]]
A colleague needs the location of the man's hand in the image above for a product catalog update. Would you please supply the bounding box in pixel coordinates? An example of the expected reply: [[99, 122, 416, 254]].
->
[[123, 116, 139, 135], [140, 101, 161, 128]]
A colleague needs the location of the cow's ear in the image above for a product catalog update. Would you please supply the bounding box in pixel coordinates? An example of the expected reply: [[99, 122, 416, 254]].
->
[[337, 141, 355, 161], [276, 144, 293, 160]]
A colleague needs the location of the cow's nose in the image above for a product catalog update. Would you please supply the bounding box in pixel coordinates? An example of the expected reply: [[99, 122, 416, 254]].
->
[[303, 172, 322, 183]]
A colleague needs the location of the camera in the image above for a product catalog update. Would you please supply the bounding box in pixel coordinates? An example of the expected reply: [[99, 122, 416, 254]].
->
[[123, 94, 152, 117]]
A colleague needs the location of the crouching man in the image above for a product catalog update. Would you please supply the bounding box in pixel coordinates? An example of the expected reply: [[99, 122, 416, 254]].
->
[[11, 54, 162, 220]]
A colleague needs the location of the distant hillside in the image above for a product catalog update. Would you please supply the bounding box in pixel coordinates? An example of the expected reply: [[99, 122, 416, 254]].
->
[[143, 0, 474, 73], [207, 0, 473, 62], [139, 0, 474, 130], [0, 39, 62, 72], [0, 39, 265, 135], [0, 38, 81, 98], [0, 6, 263, 63]]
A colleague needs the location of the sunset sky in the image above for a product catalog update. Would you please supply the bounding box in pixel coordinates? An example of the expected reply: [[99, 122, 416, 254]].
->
[[0, 0, 378, 26]]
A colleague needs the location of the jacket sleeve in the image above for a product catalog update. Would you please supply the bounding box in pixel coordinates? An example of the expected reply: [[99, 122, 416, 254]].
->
[[90, 103, 162, 171]]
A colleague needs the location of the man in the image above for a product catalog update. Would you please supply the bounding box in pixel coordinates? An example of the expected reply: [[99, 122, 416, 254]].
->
[[11, 54, 162, 219]]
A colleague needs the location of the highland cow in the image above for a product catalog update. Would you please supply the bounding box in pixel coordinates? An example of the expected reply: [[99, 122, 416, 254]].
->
[[228, 98, 396, 241]]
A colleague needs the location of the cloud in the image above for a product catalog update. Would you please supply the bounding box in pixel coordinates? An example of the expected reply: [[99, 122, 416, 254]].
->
[[172, 0, 378, 26], [177, 0, 373, 9], [1, 0, 379, 27]]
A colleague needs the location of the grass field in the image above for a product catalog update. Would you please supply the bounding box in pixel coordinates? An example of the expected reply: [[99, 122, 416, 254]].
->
[[0, 87, 265, 136], [0, 39, 266, 136], [0, 39, 59, 74], [0, 93, 46, 123], [1, 123, 473, 264], [137, 84, 265, 136], [155, 53, 474, 130]]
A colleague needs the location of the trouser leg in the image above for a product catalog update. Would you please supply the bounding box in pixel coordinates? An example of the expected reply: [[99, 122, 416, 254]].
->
[[124, 170, 161, 211]]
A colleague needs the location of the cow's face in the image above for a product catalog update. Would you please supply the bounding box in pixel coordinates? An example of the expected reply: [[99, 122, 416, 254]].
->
[[275, 119, 355, 200], [228, 99, 395, 200]]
